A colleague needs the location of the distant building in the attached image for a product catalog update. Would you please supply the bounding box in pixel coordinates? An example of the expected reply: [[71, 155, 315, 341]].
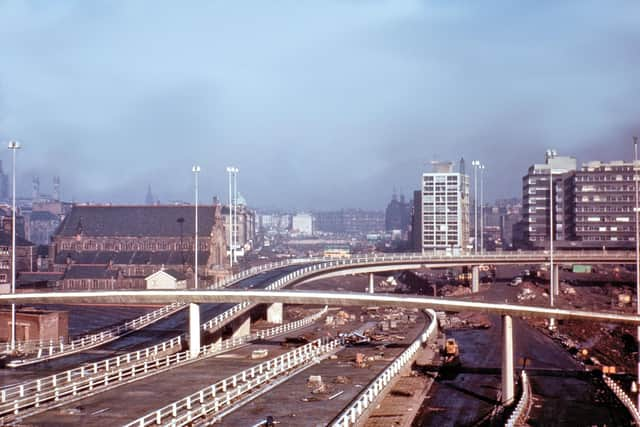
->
[[420, 161, 470, 252], [0, 161, 8, 201], [28, 211, 61, 245], [145, 185, 155, 205], [385, 193, 410, 234], [521, 150, 576, 248], [0, 231, 36, 285], [573, 160, 636, 243], [51, 204, 230, 289], [291, 213, 314, 236], [145, 268, 187, 289], [314, 210, 384, 235]]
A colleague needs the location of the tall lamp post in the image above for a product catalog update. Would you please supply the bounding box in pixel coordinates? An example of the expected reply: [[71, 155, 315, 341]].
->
[[547, 150, 556, 330], [233, 168, 239, 263], [633, 135, 639, 409], [192, 165, 200, 289], [472, 160, 480, 254], [8, 141, 20, 351], [479, 163, 485, 254], [226, 166, 238, 267]]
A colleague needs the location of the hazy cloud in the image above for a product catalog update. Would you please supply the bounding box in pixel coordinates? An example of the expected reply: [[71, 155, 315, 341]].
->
[[0, 0, 639, 209]]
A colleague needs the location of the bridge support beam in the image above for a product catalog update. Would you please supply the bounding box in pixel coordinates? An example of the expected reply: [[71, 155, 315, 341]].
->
[[189, 303, 201, 359], [501, 314, 515, 404], [266, 302, 283, 324], [553, 264, 560, 296], [369, 273, 375, 294], [471, 266, 480, 293], [232, 314, 251, 339]]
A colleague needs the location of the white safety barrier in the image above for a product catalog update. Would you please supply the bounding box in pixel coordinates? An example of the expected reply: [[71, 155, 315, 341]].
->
[[124, 337, 341, 427], [0, 307, 327, 421], [3, 259, 304, 364], [602, 374, 640, 425], [505, 371, 532, 427], [3, 248, 631, 356], [331, 309, 438, 427]]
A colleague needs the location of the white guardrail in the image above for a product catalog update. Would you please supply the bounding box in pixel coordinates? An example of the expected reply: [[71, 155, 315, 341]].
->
[[3, 249, 631, 361], [3, 259, 303, 364], [0, 307, 328, 421], [124, 336, 341, 427], [330, 308, 438, 427], [602, 374, 640, 425], [505, 371, 532, 427]]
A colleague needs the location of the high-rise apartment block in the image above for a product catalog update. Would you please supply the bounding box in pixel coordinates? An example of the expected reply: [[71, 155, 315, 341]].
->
[[420, 161, 470, 252]]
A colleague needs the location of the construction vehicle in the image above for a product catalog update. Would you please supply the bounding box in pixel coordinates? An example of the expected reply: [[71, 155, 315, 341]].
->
[[441, 337, 461, 367]]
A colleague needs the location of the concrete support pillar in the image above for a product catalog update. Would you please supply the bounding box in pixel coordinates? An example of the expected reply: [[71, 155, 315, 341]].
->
[[553, 264, 560, 296], [501, 314, 515, 404], [189, 303, 201, 359], [266, 303, 283, 324], [368, 273, 374, 294], [471, 265, 480, 293], [232, 314, 251, 339]]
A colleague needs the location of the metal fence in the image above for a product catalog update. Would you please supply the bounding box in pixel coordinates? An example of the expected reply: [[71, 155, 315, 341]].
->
[[505, 371, 532, 427], [331, 309, 438, 427], [3, 259, 304, 364], [0, 307, 328, 422], [602, 374, 640, 425], [124, 337, 341, 427]]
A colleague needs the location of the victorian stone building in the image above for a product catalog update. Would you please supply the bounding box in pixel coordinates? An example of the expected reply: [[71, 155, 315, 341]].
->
[[51, 204, 229, 289]]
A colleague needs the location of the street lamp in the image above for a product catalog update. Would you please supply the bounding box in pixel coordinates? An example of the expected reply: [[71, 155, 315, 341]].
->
[[8, 140, 20, 352], [546, 149, 556, 330], [633, 135, 639, 409], [472, 160, 480, 254], [192, 165, 200, 289], [479, 163, 485, 254], [226, 166, 239, 267]]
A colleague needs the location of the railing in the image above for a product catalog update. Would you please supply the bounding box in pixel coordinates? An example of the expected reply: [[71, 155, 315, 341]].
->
[[505, 371, 532, 427], [5, 302, 186, 367], [331, 309, 438, 427], [602, 374, 640, 425], [3, 259, 307, 363], [0, 307, 327, 421], [124, 337, 342, 427]]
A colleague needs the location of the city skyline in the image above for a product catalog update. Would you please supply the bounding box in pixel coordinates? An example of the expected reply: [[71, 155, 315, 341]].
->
[[1, 1, 639, 209]]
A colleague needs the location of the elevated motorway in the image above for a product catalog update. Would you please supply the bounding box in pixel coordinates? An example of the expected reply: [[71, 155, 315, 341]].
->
[[3, 289, 639, 325]]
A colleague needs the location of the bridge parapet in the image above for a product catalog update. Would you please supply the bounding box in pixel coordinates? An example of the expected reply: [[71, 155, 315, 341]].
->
[[330, 309, 438, 426]]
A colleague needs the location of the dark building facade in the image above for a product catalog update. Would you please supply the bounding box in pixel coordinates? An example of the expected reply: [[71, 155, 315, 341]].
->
[[314, 210, 384, 235], [385, 193, 410, 233]]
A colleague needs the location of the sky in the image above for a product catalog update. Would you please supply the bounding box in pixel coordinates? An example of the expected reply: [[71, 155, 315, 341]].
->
[[0, 1, 639, 210]]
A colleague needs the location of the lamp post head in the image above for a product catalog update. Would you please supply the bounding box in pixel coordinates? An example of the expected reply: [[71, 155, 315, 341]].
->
[[471, 160, 480, 166], [192, 165, 201, 173], [7, 141, 20, 150]]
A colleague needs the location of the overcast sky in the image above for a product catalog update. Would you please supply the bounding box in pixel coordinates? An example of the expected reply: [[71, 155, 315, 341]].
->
[[0, 1, 638, 210]]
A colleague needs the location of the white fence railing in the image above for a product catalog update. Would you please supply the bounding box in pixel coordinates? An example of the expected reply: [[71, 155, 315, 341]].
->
[[602, 374, 640, 425], [0, 307, 327, 421], [331, 309, 438, 427], [3, 259, 306, 363], [124, 337, 341, 427], [505, 371, 532, 427], [3, 249, 631, 356]]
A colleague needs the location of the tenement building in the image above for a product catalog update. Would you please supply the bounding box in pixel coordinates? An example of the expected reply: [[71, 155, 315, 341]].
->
[[51, 204, 231, 289], [420, 161, 470, 253]]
